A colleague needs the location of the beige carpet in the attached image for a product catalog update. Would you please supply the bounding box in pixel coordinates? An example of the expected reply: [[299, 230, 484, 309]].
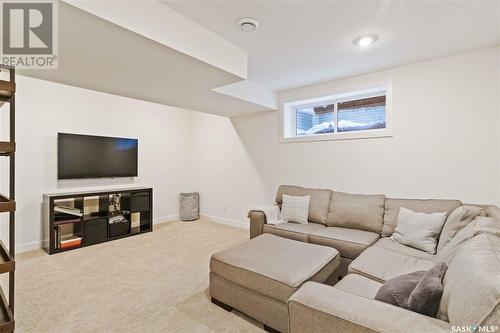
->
[[16, 219, 264, 333]]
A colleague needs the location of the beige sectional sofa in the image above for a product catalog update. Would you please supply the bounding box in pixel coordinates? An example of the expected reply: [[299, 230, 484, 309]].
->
[[250, 185, 463, 276], [248, 185, 500, 332], [288, 233, 499, 333]]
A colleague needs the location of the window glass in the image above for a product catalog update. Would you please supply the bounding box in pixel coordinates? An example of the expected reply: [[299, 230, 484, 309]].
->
[[296, 103, 334, 136], [337, 105, 386, 132], [283, 88, 389, 141]]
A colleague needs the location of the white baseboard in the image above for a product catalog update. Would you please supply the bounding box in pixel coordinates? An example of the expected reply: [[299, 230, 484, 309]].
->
[[16, 213, 180, 254], [201, 214, 249, 230], [17, 240, 43, 254], [154, 214, 179, 225]]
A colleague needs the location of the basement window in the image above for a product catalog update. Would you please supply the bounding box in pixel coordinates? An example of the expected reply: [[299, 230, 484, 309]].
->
[[282, 86, 392, 142]]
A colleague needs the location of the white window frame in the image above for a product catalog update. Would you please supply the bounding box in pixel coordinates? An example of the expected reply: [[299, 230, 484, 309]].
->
[[280, 81, 393, 143]]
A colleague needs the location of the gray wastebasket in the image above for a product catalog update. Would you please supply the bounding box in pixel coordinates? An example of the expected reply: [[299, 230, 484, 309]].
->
[[179, 192, 199, 221]]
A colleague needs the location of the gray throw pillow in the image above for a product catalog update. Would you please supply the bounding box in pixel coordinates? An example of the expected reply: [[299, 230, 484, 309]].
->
[[407, 262, 448, 317], [375, 262, 448, 317], [374, 270, 424, 308]]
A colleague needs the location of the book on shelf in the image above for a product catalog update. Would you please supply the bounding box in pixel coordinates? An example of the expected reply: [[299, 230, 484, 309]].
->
[[53, 215, 81, 225], [60, 237, 82, 249], [54, 225, 62, 249], [54, 204, 83, 217], [131, 214, 140, 228], [109, 214, 128, 224], [54, 212, 78, 219]]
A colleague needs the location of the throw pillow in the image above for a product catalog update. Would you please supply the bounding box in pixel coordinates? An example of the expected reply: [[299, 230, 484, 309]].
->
[[407, 262, 448, 317], [374, 270, 424, 308], [436, 216, 499, 265], [375, 262, 448, 317], [280, 194, 310, 224], [391, 207, 447, 254], [437, 205, 485, 253]]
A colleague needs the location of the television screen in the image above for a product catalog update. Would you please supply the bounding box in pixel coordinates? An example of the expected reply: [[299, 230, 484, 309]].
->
[[58, 133, 138, 179]]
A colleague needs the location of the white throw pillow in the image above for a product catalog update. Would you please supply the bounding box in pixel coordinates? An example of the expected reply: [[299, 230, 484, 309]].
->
[[280, 194, 310, 224], [391, 207, 447, 254]]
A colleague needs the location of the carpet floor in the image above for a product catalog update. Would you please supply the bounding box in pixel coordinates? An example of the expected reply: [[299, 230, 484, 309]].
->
[[16, 219, 264, 333]]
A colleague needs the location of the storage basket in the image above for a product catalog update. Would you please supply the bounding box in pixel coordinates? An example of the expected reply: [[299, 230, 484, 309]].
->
[[180, 192, 199, 221]]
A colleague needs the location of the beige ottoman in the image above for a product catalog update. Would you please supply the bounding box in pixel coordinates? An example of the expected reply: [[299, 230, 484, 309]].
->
[[209, 234, 340, 333]]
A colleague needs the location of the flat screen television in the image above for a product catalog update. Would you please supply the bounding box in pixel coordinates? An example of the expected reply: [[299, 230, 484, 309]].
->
[[58, 133, 138, 180]]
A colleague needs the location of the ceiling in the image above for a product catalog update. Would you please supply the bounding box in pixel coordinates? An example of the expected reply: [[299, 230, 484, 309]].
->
[[165, 0, 500, 91], [20, 1, 272, 117], [18, 1, 500, 117]]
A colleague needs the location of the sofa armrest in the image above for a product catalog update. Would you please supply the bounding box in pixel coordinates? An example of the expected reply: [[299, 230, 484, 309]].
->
[[288, 282, 451, 333], [247, 211, 266, 239]]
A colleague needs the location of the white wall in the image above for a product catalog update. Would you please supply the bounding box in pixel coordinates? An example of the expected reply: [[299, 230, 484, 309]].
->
[[191, 47, 500, 225], [3, 76, 194, 252], [3, 47, 499, 252]]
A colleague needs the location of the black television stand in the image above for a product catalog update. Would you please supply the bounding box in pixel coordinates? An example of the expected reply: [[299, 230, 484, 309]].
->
[[43, 187, 153, 254]]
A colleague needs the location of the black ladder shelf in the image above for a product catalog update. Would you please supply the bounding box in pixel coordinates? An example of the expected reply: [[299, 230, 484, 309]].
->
[[0, 65, 16, 332]]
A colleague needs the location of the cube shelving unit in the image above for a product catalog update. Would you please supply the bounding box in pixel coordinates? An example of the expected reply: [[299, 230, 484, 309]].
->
[[43, 187, 153, 255]]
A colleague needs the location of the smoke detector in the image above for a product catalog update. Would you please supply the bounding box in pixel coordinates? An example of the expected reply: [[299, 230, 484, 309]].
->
[[237, 17, 259, 32]]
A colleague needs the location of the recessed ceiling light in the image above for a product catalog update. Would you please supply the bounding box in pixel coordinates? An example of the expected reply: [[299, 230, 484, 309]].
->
[[353, 34, 378, 47], [237, 17, 259, 32]]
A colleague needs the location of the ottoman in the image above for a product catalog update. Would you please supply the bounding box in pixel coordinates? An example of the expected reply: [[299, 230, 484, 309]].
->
[[209, 234, 340, 333]]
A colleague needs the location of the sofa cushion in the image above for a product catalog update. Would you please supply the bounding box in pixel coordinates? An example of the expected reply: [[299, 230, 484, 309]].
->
[[334, 273, 382, 299], [382, 198, 461, 237], [263, 222, 325, 242], [309, 227, 380, 260], [210, 234, 339, 302], [326, 191, 386, 233], [437, 233, 500, 326], [349, 246, 435, 283], [436, 216, 499, 265], [437, 205, 485, 253], [391, 207, 448, 254], [276, 185, 332, 225], [485, 205, 500, 223], [372, 238, 434, 260]]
